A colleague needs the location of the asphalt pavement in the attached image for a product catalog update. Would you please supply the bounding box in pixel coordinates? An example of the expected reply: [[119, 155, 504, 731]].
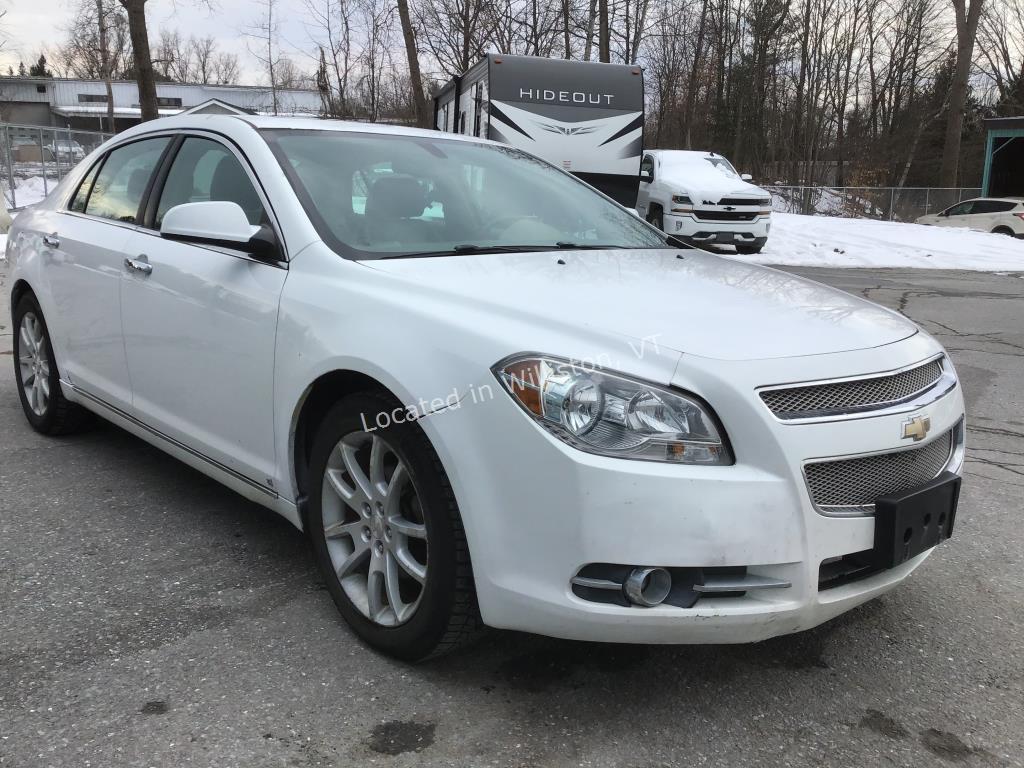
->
[[1, 262, 1022, 767]]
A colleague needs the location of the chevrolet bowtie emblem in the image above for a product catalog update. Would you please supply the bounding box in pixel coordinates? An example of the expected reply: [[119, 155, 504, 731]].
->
[[901, 415, 931, 442]]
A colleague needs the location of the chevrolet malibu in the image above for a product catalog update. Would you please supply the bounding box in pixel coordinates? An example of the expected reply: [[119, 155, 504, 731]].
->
[[7, 116, 965, 660]]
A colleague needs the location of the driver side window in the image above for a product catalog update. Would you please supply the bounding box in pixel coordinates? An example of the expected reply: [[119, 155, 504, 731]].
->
[[946, 201, 974, 217], [155, 137, 266, 229]]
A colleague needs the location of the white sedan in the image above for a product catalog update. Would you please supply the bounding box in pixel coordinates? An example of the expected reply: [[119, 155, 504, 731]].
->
[[7, 116, 965, 660]]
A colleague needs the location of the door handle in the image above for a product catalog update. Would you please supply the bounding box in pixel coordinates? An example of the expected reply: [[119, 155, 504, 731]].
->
[[43, 233, 60, 248], [124, 256, 153, 275]]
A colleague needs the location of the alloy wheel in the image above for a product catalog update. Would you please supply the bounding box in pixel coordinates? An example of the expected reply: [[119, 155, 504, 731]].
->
[[18, 312, 50, 417], [320, 431, 429, 627]]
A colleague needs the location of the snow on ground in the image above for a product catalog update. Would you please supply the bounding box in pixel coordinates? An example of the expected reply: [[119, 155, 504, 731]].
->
[[4, 176, 51, 210], [737, 212, 1024, 271]]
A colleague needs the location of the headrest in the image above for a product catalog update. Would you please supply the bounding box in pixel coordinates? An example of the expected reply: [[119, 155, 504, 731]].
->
[[365, 174, 428, 219]]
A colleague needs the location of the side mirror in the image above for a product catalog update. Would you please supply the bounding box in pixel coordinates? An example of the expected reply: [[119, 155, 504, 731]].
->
[[161, 201, 280, 261], [639, 168, 653, 182], [741, 173, 753, 181]]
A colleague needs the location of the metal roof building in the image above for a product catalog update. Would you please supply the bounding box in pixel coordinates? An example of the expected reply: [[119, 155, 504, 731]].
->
[[0, 76, 322, 132]]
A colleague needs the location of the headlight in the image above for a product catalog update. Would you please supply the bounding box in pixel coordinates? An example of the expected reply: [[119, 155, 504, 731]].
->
[[671, 194, 692, 205], [493, 355, 732, 465]]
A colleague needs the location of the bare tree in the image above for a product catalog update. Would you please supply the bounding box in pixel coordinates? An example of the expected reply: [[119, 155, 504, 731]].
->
[[118, 0, 159, 120], [939, 0, 984, 185], [246, 0, 283, 114], [397, 0, 429, 125]]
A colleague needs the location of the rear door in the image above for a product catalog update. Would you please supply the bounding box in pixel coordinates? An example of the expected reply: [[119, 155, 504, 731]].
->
[[42, 136, 172, 410], [119, 134, 286, 488]]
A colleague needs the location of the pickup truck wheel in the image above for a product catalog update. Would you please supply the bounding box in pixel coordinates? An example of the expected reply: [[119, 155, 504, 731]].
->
[[646, 208, 664, 231], [308, 392, 481, 661], [12, 295, 93, 435]]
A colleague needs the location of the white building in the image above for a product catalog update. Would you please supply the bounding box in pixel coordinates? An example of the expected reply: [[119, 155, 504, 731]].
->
[[0, 76, 322, 132]]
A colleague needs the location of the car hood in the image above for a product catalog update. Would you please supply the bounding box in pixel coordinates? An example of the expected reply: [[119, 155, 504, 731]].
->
[[364, 249, 917, 361], [662, 168, 768, 202]]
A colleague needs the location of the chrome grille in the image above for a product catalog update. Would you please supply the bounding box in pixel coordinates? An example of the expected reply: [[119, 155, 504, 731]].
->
[[805, 428, 954, 514], [761, 358, 944, 419]]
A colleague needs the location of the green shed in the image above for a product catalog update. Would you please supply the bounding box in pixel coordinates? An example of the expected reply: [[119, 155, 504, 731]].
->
[[983, 117, 1024, 197]]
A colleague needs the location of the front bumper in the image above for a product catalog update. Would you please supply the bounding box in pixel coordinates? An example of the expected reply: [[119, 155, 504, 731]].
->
[[423, 333, 964, 644], [665, 212, 771, 242]]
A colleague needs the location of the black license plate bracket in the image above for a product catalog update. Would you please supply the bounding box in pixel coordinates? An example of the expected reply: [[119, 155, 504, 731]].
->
[[872, 471, 960, 569]]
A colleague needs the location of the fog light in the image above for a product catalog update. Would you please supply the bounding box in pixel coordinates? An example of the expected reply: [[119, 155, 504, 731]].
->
[[623, 567, 671, 607]]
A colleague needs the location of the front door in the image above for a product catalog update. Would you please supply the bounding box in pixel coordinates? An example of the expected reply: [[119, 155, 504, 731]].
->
[[120, 136, 286, 488]]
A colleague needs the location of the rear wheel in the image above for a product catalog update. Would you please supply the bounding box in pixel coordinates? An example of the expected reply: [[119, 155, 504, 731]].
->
[[992, 226, 1015, 236], [12, 294, 93, 435], [307, 392, 480, 661]]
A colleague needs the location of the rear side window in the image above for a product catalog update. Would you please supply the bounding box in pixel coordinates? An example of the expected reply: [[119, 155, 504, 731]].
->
[[69, 161, 101, 213], [155, 137, 266, 228], [980, 200, 1017, 213], [85, 137, 170, 223]]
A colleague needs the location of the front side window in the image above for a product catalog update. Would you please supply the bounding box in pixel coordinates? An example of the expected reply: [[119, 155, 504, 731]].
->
[[263, 129, 667, 260], [155, 137, 265, 228], [946, 201, 974, 216], [85, 137, 170, 223]]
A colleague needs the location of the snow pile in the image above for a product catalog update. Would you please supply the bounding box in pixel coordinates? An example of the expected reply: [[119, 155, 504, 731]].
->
[[737, 212, 1024, 271], [4, 176, 51, 209]]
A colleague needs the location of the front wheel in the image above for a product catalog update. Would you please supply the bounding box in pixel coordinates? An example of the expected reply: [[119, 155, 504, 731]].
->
[[308, 392, 480, 660], [646, 208, 664, 231], [736, 243, 765, 255]]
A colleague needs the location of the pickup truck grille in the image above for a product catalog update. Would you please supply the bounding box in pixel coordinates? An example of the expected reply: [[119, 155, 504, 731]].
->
[[760, 358, 944, 419], [693, 210, 759, 222], [805, 428, 954, 515], [716, 197, 762, 206]]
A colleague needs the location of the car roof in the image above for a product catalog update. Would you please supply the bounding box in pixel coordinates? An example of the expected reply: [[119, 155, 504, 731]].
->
[[646, 149, 719, 160], [961, 197, 1024, 204], [112, 113, 494, 146]]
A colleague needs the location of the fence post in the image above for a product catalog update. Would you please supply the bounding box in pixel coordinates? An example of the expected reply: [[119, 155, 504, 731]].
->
[[2, 124, 11, 209], [38, 127, 48, 197]]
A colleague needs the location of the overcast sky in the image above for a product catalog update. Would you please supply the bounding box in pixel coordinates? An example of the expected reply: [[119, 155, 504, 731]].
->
[[0, 0, 307, 84]]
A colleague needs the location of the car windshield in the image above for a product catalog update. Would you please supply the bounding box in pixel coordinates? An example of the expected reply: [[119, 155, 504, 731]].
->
[[262, 129, 669, 259], [703, 156, 739, 178]]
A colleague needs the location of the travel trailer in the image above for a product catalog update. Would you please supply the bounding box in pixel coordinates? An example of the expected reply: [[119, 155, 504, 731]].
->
[[433, 54, 645, 206]]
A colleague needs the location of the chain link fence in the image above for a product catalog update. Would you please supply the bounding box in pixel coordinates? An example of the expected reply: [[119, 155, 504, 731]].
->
[[765, 186, 983, 223], [1, 123, 113, 210]]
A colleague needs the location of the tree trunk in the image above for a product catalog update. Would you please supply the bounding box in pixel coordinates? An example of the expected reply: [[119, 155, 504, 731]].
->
[[939, 0, 984, 186], [583, 0, 598, 60], [120, 0, 158, 121], [97, 0, 115, 131], [598, 0, 610, 62], [397, 0, 428, 127], [563, 0, 571, 58]]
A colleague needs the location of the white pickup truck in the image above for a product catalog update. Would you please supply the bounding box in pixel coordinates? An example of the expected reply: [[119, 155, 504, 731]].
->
[[636, 149, 772, 254]]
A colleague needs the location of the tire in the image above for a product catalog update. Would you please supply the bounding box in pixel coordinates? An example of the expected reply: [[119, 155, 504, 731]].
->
[[12, 294, 93, 435], [307, 391, 481, 661], [647, 208, 664, 231], [735, 243, 764, 255], [992, 226, 1015, 236]]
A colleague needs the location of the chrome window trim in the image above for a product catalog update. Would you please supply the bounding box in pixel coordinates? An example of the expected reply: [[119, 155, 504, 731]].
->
[[757, 353, 954, 424], [802, 417, 965, 517]]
